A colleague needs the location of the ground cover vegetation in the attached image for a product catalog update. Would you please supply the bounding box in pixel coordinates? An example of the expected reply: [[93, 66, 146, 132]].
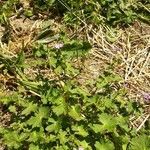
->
[[0, 0, 150, 150]]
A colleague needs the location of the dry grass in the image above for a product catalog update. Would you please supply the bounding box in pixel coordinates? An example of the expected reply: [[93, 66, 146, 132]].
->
[[64, 19, 150, 130], [0, 15, 149, 102], [83, 21, 150, 102], [82, 21, 150, 131]]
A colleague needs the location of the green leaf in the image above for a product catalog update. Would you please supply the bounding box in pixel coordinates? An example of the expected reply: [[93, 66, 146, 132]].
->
[[54, 66, 64, 75], [72, 125, 88, 137], [52, 104, 67, 116], [96, 78, 108, 88], [26, 107, 48, 127], [79, 140, 90, 149], [69, 87, 89, 98], [95, 141, 115, 150], [28, 131, 39, 143], [16, 50, 25, 67], [38, 106, 49, 119], [130, 135, 150, 150], [61, 40, 91, 58], [19, 132, 28, 141], [52, 96, 67, 116], [22, 102, 37, 116], [90, 124, 103, 133], [98, 113, 117, 132], [45, 122, 60, 133], [65, 61, 79, 76], [27, 116, 41, 128], [29, 144, 40, 150], [37, 34, 59, 44], [116, 115, 130, 132], [46, 119, 60, 133], [36, 29, 53, 40], [48, 56, 57, 68], [91, 113, 117, 133], [68, 105, 84, 121], [24, 9, 33, 17], [8, 105, 17, 113], [58, 130, 68, 144]]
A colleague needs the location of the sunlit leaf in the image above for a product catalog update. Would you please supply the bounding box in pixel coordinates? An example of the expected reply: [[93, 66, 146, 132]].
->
[[27, 116, 42, 128], [68, 105, 84, 121], [72, 125, 88, 137], [95, 141, 115, 150], [22, 102, 38, 116]]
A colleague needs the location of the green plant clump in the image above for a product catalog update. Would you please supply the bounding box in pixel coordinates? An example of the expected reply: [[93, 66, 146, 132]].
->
[[33, 0, 150, 25], [62, 0, 150, 26], [0, 0, 150, 26], [0, 39, 149, 149]]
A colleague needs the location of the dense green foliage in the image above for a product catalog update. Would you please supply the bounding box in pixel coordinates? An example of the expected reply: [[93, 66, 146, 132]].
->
[[0, 37, 149, 149]]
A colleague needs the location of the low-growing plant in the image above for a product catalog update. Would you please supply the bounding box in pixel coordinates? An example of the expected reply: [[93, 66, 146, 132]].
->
[[0, 38, 149, 149], [62, 0, 150, 26], [0, 1, 150, 149], [1, 0, 149, 26]]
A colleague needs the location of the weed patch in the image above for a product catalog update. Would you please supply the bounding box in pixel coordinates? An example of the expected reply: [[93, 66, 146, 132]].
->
[[0, 0, 150, 149]]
